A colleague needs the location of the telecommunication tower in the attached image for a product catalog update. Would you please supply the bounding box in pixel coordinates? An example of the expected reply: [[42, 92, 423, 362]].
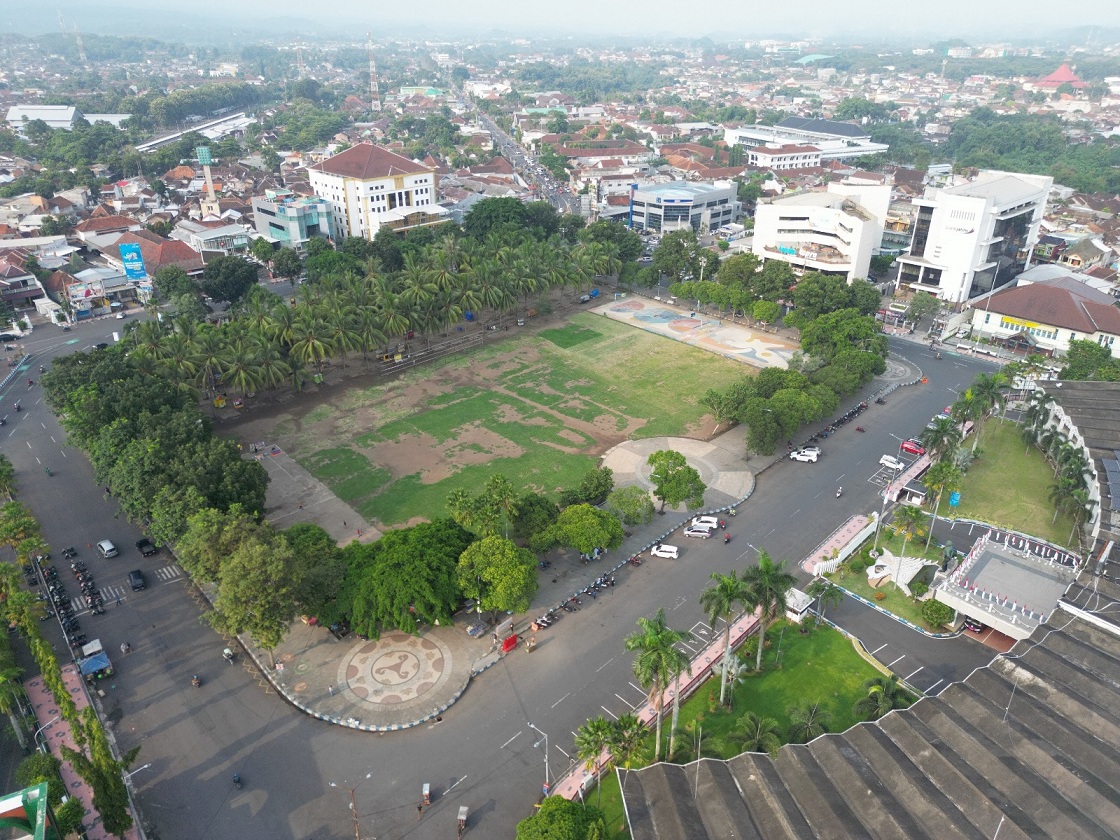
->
[[367, 34, 382, 112], [197, 146, 221, 219], [57, 11, 87, 63]]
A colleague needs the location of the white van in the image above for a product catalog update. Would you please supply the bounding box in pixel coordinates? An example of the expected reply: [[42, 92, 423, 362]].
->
[[650, 544, 680, 559], [691, 516, 720, 530]]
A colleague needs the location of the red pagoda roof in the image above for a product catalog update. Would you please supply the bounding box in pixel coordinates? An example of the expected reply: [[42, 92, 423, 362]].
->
[[1037, 63, 1086, 88]]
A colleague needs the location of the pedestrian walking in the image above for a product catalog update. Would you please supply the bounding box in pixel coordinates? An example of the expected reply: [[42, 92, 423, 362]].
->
[[328, 685, 335, 697], [509, 620, 514, 634], [115, 595, 121, 607], [417, 803, 423, 820]]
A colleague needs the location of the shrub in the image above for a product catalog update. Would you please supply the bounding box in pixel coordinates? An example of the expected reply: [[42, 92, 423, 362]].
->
[[873, 590, 886, 602], [921, 599, 954, 629], [910, 581, 929, 598]]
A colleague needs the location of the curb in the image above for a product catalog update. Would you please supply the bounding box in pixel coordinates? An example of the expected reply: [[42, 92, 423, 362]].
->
[[815, 613, 927, 698], [833, 585, 958, 639]]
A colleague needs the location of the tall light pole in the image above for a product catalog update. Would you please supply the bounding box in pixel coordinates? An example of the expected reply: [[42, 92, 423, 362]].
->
[[527, 722, 550, 791], [330, 773, 372, 840], [33, 714, 59, 751], [123, 763, 151, 782]]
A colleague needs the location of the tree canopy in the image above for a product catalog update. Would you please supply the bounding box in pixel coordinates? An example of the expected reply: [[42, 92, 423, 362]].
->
[[647, 449, 706, 512]]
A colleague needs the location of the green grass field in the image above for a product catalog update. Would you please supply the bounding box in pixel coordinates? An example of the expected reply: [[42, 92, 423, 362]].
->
[[588, 623, 883, 838], [947, 418, 1075, 546], [284, 315, 747, 526]]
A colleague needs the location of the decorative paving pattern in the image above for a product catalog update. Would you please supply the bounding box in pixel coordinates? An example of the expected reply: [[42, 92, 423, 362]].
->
[[342, 632, 449, 705]]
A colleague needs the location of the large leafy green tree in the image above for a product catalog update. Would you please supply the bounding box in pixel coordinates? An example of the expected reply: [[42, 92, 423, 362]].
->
[[743, 550, 796, 672], [511, 492, 560, 542], [463, 197, 528, 240], [515, 795, 605, 840], [342, 520, 474, 638], [200, 255, 258, 303], [646, 449, 706, 512], [536, 503, 623, 555], [799, 308, 886, 362], [210, 534, 298, 663], [457, 535, 539, 616], [282, 523, 346, 619], [605, 485, 655, 526]]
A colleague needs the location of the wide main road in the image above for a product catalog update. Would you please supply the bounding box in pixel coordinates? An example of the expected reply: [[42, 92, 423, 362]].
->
[[9, 332, 1001, 839]]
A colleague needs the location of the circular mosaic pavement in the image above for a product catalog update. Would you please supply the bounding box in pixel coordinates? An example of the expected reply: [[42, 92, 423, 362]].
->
[[342, 632, 449, 705]]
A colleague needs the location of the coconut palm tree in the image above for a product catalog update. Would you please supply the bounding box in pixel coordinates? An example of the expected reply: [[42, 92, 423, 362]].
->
[[742, 551, 796, 673], [699, 570, 750, 706], [787, 701, 833, 744], [574, 716, 614, 806], [669, 721, 723, 763], [853, 674, 912, 721], [0, 454, 16, 501], [0, 652, 27, 751], [921, 461, 962, 552], [920, 417, 963, 464], [805, 577, 844, 626], [624, 608, 692, 762], [1065, 489, 1096, 550], [890, 504, 928, 563], [725, 711, 781, 756], [289, 313, 334, 373]]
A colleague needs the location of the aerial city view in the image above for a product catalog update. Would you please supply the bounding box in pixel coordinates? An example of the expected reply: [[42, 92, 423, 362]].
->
[[3, 1, 1120, 837]]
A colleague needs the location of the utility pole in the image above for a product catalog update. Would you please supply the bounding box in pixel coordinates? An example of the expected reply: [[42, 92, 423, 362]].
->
[[329, 773, 372, 840]]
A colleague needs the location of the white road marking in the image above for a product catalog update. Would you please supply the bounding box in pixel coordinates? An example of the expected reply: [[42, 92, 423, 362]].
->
[[926, 679, 945, 695], [905, 666, 924, 681], [551, 693, 570, 709], [601, 707, 619, 720], [595, 658, 613, 673], [887, 654, 907, 668], [447, 775, 467, 792], [500, 732, 522, 749], [870, 643, 888, 654]]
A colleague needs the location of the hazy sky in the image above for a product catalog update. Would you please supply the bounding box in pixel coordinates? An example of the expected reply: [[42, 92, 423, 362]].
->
[[12, 0, 1120, 40]]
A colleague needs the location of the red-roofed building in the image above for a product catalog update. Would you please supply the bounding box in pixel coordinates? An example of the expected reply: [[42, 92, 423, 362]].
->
[[73, 215, 143, 248], [306, 143, 446, 239], [107, 231, 204, 275], [1035, 63, 1087, 90]]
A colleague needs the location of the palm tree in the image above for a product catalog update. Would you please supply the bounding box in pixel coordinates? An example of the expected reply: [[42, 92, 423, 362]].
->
[[609, 713, 648, 771], [920, 417, 962, 464], [921, 461, 962, 552], [725, 711, 781, 756], [712, 658, 751, 711], [787, 701, 833, 743], [853, 674, 911, 721], [1066, 489, 1096, 550], [743, 551, 796, 673], [971, 371, 1009, 423], [805, 577, 843, 626], [669, 721, 722, 763], [0, 654, 27, 751], [890, 504, 928, 562], [699, 570, 750, 706], [624, 608, 692, 762], [574, 716, 614, 806], [0, 454, 16, 501]]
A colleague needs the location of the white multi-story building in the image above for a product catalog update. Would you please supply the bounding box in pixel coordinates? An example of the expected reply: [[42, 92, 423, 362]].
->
[[724, 117, 889, 162], [752, 185, 888, 282], [306, 143, 447, 240], [745, 144, 823, 170], [626, 181, 739, 233], [895, 170, 1052, 305]]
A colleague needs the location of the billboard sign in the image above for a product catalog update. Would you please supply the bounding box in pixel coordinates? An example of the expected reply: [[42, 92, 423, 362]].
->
[[118, 243, 147, 280]]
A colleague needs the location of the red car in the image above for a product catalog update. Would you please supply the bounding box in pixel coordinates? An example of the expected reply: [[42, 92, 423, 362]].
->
[[901, 439, 926, 456]]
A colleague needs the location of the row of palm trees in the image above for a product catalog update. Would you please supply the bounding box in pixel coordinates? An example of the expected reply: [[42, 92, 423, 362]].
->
[[1021, 390, 1096, 548], [129, 233, 621, 399]]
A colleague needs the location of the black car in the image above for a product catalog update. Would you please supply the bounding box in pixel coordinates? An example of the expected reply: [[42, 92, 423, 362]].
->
[[136, 538, 158, 557], [963, 617, 987, 633], [0, 333, 15, 341], [128, 569, 146, 591], [93, 342, 109, 350]]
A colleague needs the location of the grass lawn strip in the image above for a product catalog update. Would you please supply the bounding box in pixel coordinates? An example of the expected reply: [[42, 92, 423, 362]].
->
[[948, 418, 1075, 546]]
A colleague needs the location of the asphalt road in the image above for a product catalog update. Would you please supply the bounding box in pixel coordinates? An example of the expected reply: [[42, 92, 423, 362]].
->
[[9, 330, 1006, 839]]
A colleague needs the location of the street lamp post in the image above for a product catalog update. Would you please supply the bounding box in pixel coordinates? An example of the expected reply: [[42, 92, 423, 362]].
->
[[123, 763, 151, 782], [32, 714, 60, 751], [330, 773, 372, 840], [527, 722, 550, 790]]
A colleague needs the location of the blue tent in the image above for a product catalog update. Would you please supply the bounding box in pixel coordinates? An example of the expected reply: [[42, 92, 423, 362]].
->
[[78, 651, 112, 679]]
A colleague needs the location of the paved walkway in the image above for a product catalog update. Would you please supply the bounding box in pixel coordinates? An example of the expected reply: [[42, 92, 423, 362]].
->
[[25, 666, 141, 840]]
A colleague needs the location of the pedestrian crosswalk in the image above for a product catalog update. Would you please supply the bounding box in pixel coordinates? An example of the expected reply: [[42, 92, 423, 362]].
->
[[67, 565, 183, 611]]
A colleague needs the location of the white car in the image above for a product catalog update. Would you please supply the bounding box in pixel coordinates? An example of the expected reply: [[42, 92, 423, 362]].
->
[[879, 454, 906, 471], [650, 544, 680, 559], [799, 446, 822, 457], [691, 516, 720, 530], [790, 449, 819, 463], [683, 525, 713, 539]]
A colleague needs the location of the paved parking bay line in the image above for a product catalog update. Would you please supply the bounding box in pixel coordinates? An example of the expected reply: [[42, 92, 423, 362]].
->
[[500, 731, 522, 749], [925, 679, 946, 696], [551, 693, 570, 709], [886, 654, 907, 668], [905, 666, 924, 681], [870, 643, 888, 654], [601, 707, 619, 719], [595, 658, 613, 673]]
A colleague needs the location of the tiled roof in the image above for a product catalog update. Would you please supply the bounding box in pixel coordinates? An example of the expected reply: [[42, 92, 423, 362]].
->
[[308, 143, 429, 180], [112, 231, 203, 272], [74, 215, 139, 233], [986, 278, 1120, 334]]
